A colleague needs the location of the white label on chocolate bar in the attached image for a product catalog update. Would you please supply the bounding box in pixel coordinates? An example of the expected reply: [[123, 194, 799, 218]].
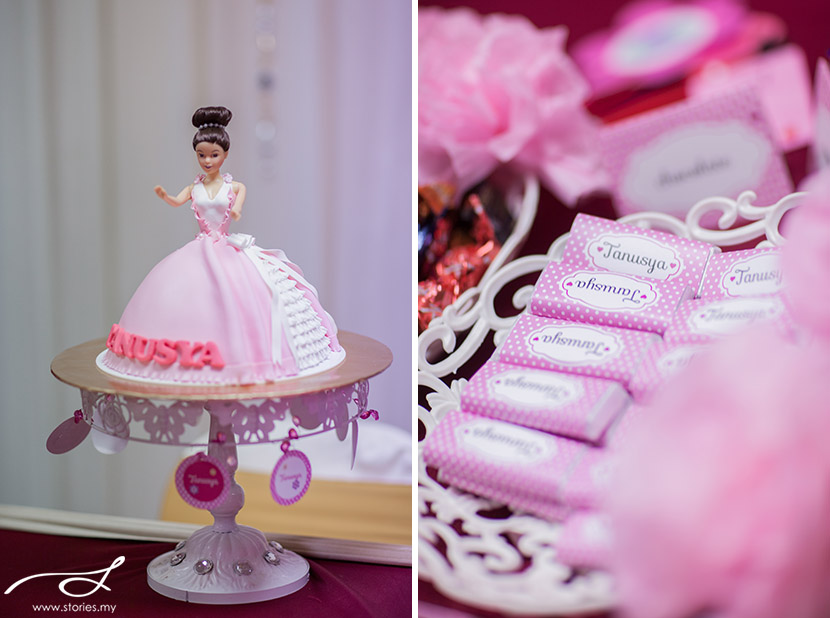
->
[[457, 419, 554, 464], [490, 370, 584, 409], [561, 270, 658, 310], [619, 121, 771, 216], [587, 234, 683, 281], [529, 325, 622, 365], [655, 345, 704, 377], [720, 253, 782, 297], [689, 298, 783, 335]]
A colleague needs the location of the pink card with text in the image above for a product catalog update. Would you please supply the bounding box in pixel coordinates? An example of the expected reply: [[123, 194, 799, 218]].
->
[[600, 88, 792, 218]]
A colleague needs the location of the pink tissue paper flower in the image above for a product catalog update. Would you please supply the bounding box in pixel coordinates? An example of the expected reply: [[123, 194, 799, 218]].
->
[[609, 325, 830, 618], [418, 7, 606, 205], [782, 168, 830, 339]]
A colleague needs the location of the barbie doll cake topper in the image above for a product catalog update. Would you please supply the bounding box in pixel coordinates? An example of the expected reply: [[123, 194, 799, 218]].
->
[[99, 106, 345, 385]]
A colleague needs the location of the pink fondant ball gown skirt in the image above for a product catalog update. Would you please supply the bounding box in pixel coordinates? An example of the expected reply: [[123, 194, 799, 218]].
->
[[100, 174, 343, 384]]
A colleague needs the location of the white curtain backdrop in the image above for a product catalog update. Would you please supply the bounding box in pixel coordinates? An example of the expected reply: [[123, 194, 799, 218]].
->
[[0, 0, 412, 519]]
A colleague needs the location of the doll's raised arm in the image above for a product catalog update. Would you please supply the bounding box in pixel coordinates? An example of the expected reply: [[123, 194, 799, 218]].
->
[[230, 182, 247, 221], [154, 184, 193, 207]]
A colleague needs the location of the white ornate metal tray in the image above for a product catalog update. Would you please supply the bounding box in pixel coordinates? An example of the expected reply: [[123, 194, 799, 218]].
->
[[418, 190, 804, 615]]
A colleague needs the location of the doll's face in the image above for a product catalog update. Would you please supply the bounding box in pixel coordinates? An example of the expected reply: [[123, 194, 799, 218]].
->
[[195, 141, 228, 174]]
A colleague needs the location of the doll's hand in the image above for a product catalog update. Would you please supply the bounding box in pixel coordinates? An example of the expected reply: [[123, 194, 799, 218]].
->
[[230, 206, 242, 221], [156, 184, 191, 207]]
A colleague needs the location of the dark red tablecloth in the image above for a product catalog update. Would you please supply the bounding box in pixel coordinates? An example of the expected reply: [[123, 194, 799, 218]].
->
[[0, 529, 411, 617]]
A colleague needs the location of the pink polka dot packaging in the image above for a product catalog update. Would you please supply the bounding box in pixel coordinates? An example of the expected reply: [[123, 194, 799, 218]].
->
[[563, 213, 719, 296], [602, 402, 647, 451], [697, 246, 782, 300], [555, 512, 613, 571], [437, 468, 572, 522], [628, 340, 709, 403], [557, 446, 615, 510], [422, 409, 617, 522], [498, 312, 659, 387], [461, 359, 630, 443], [662, 296, 790, 346], [530, 260, 692, 335]]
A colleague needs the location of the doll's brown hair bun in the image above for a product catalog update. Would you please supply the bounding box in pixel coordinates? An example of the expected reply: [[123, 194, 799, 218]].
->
[[192, 106, 232, 151]]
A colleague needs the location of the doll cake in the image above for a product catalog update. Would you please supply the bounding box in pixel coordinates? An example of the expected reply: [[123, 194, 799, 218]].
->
[[98, 106, 344, 385]]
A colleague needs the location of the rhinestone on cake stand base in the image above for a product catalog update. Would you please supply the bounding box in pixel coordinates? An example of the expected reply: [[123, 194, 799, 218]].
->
[[147, 525, 309, 604], [146, 414, 309, 604]]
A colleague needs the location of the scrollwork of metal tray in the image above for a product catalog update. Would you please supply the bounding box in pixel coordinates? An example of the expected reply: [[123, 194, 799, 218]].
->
[[418, 190, 804, 615]]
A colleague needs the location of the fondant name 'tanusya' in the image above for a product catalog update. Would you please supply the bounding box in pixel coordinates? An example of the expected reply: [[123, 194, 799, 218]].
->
[[106, 323, 225, 370]]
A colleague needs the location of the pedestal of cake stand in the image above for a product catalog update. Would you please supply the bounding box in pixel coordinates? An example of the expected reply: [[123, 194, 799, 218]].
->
[[50, 332, 393, 605], [146, 413, 309, 604]]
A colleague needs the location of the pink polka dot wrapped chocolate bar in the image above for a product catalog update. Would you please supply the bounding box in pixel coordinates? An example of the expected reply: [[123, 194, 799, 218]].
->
[[461, 359, 629, 443], [498, 313, 658, 387], [697, 246, 782, 299], [565, 213, 719, 291], [422, 409, 615, 522], [662, 246, 792, 346], [530, 214, 720, 334], [662, 295, 790, 346]]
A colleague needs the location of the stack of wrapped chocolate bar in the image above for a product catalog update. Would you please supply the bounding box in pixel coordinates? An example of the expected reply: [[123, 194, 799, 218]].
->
[[423, 213, 788, 570]]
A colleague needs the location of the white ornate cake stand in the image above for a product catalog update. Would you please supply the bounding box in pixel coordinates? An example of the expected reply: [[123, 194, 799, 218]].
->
[[51, 331, 391, 605], [418, 190, 804, 615]]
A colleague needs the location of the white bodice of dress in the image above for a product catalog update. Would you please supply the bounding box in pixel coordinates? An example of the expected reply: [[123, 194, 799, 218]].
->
[[191, 174, 235, 236], [188, 172, 339, 373]]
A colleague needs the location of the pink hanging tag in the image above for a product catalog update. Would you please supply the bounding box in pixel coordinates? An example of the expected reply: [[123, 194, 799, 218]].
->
[[270, 449, 312, 506], [350, 420, 359, 470], [175, 452, 230, 510], [46, 413, 91, 454]]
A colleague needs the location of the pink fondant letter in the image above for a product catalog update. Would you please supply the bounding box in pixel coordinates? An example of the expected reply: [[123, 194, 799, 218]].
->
[[199, 342, 225, 370], [153, 339, 178, 366]]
